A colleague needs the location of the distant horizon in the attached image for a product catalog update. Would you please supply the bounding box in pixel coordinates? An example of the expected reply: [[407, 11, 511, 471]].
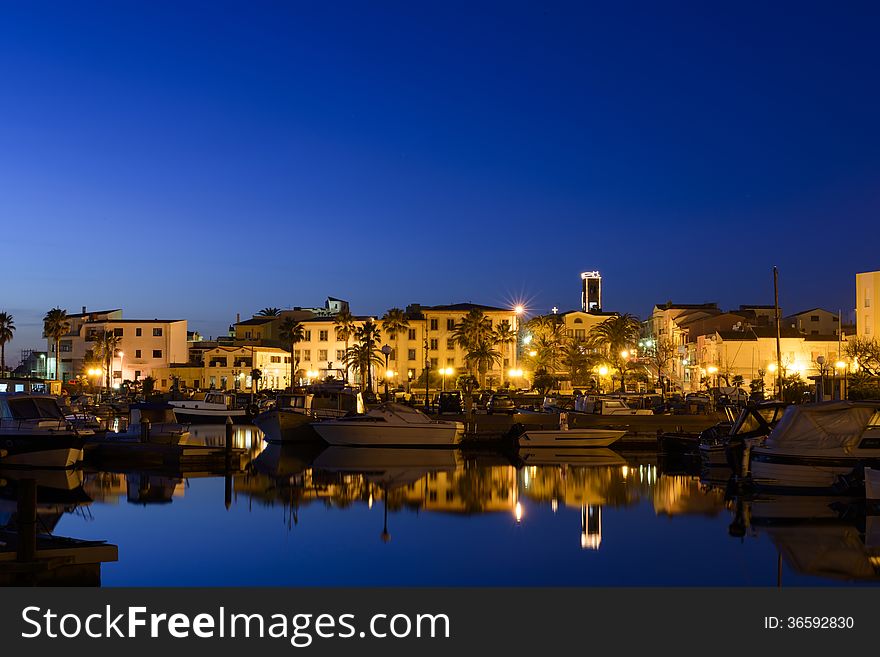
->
[[2, 269, 861, 357]]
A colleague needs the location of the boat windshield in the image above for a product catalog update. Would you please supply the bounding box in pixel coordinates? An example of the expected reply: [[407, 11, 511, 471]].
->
[[7, 397, 64, 420], [731, 404, 786, 436]]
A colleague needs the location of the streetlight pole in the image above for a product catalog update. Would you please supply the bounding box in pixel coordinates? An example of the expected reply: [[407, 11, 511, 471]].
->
[[381, 345, 392, 402]]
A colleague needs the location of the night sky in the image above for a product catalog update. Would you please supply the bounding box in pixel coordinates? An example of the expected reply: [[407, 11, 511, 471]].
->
[[2, 1, 878, 350]]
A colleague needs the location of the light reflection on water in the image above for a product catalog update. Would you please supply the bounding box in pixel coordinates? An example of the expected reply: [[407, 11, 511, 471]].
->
[[5, 425, 879, 586]]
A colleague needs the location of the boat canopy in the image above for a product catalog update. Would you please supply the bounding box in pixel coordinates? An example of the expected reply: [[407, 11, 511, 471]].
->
[[375, 403, 435, 424], [764, 402, 878, 452]]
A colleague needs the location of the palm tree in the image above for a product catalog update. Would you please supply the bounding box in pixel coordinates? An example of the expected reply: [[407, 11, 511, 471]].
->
[[0, 312, 14, 378], [452, 308, 494, 354], [494, 319, 516, 383], [352, 320, 383, 392], [279, 317, 305, 387], [381, 307, 409, 378], [334, 308, 357, 383], [464, 342, 502, 388], [257, 307, 281, 317], [343, 341, 384, 390], [92, 330, 120, 390], [43, 307, 71, 381], [588, 314, 642, 392]]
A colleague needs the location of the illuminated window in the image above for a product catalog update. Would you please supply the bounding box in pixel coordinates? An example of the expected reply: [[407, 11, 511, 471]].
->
[[408, 328, 416, 340], [430, 319, 438, 331], [446, 319, 455, 330], [153, 328, 162, 337], [319, 330, 328, 341]]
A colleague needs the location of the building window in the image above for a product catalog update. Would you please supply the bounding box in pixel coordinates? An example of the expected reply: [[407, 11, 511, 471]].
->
[[430, 319, 438, 331], [810, 315, 819, 322], [270, 356, 281, 363], [318, 349, 328, 361], [161, 380, 167, 388], [136, 328, 142, 337], [135, 370, 141, 379], [152, 350, 162, 358], [430, 339, 438, 350], [865, 290, 871, 307], [294, 350, 300, 361], [113, 328, 123, 337], [60, 341, 72, 352], [302, 350, 311, 362], [447, 358, 454, 366], [319, 330, 328, 341], [390, 348, 396, 361], [408, 349, 416, 361], [135, 349, 141, 358], [446, 319, 455, 330], [503, 358, 509, 367], [430, 357, 439, 368], [575, 329, 585, 339], [408, 328, 417, 340], [336, 350, 345, 360], [447, 339, 455, 350], [304, 330, 312, 341], [153, 328, 163, 337], [113, 370, 122, 379]]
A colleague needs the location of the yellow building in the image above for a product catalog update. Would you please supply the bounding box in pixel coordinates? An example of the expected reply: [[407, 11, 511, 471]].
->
[[695, 327, 844, 389], [202, 345, 291, 392], [856, 270, 880, 339]]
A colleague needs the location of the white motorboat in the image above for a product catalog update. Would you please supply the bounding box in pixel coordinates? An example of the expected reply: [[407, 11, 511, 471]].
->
[[311, 403, 464, 447], [865, 467, 880, 501], [0, 393, 86, 469], [518, 427, 625, 448], [748, 402, 880, 490], [699, 402, 788, 468], [254, 384, 364, 443], [169, 392, 252, 424]]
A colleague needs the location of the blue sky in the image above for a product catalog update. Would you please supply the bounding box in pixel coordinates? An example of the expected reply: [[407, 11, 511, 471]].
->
[[1, 1, 878, 351]]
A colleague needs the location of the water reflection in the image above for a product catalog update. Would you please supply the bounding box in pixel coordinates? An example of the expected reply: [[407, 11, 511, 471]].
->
[[3, 423, 878, 586]]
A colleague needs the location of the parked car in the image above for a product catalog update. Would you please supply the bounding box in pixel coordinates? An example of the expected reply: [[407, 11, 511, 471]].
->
[[486, 393, 515, 415], [438, 391, 463, 414]]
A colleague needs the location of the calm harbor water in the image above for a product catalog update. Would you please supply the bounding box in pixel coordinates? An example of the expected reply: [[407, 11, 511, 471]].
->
[[12, 425, 880, 586]]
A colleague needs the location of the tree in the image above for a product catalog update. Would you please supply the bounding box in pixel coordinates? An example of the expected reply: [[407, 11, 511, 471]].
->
[[452, 309, 500, 385], [142, 375, 156, 398], [0, 312, 15, 377], [334, 308, 357, 383], [844, 336, 880, 376], [351, 320, 383, 392], [43, 307, 71, 381], [464, 341, 502, 388], [645, 337, 677, 400], [532, 372, 557, 396], [561, 338, 597, 387], [588, 314, 641, 392], [494, 319, 517, 381], [381, 308, 409, 380], [525, 315, 567, 375], [250, 368, 262, 392], [279, 317, 305, 386], [257, 307, 281, 317], [92, 331, 120, 390]]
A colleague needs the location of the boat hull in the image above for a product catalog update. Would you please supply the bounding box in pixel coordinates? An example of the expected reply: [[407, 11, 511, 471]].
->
[[750, 449, 880, 491], [312, 422, 463, 447], [0, 433, 85, 469], [253, 410, 320, 444], [518, 429, 624, 448], [867, 467, 880, 500], [171, 409, 250, 424]]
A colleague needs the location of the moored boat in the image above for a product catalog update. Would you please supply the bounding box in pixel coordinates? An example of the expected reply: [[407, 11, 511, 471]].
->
[[0, 393, 86, 469], [254, 384, 364, 443], [169, 392, 252, 424], [311, 403, 463, 447], [748, 402, 880, 491], [518, 427, 625, 448]]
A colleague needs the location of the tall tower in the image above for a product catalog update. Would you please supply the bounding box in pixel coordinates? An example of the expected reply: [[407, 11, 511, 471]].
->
[[581, 271, 602, 312]]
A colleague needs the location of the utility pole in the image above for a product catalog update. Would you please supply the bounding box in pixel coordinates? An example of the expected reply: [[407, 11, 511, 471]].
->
[[773, 266, 783, 401], [423, 315, 430, 413]]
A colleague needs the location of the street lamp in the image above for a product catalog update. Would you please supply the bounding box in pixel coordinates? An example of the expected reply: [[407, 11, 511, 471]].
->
[[439, 367, 453, 391], [816, 355, 826, 402], [381, 345, 393, 401], [835, 360, 846, 400]]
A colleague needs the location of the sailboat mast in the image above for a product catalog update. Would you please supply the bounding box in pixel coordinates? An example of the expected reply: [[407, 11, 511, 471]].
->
[[774, 266, 783, 401]]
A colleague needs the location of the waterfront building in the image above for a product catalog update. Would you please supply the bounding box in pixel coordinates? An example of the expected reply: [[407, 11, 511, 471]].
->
[[199, 345, 292, 392], [784, 308, 842, 336], [856, 270, 880, 338], [47, 307, 187, 385], [695, 327, 844, 391]]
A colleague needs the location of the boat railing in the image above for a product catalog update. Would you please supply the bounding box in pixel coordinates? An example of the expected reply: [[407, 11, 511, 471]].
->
[[0, 417, 71, 432]]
